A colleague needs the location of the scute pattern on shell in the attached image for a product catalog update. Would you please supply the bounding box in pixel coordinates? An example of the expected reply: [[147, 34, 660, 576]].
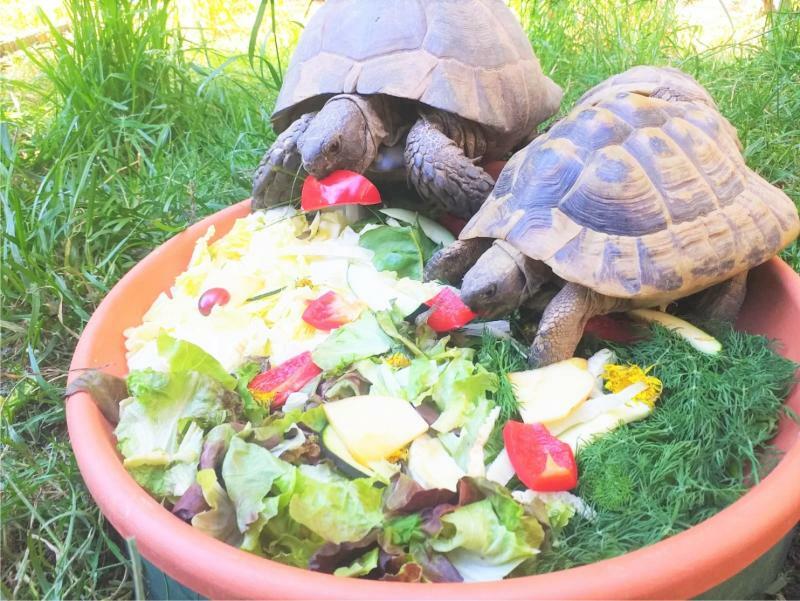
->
[[271, 0, 563, 154], [461, 67, 800, 301]]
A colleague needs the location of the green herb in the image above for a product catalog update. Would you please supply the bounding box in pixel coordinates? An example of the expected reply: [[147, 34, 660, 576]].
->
[[476, 332, 528, 462], [246, 287, 287, 303], [358, 223, 438, 280], [533, 325, 797, 573]]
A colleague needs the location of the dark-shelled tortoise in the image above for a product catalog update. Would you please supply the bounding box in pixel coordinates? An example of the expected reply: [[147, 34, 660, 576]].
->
[[426, 65, 800, 365], [252, 0, 563, 219]]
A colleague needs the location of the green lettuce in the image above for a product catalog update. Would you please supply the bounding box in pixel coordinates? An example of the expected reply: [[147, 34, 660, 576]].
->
[[430, 356, 497, 433], [289, 465, 384, 544], [312, 312, 393, 372], [430, 494, 544, 582], [233, 360, 267, 423], [333, 547, 380, 578], [221, 437, 295, 533], [253, 406, 327, 442], [358, 223, 437, 280], [115, 369, 228, 498], [157, 333, 236, 389], [191, 468, 242, 546]]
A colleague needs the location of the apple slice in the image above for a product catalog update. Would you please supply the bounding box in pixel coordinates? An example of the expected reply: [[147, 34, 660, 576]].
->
[[508, 358, 595, 426], [628, 309, 721, 355], [323, 395, 428, 465]]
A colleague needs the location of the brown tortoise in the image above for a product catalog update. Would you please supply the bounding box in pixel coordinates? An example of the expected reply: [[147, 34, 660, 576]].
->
[[425, 66, 800, 365], [252, 0, 563, 219]]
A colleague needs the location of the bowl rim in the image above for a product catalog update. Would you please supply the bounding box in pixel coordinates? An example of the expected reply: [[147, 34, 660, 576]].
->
[[66, 199, 800, 600]]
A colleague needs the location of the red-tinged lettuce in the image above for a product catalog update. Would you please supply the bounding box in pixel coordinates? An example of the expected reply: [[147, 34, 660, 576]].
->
[[309, 531, 379, 573], [65, 369, 128, 424], [383, 474, 456, 515], [191, 468, 242, 546]]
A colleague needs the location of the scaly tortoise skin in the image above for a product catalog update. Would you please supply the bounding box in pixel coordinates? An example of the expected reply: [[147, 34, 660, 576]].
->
[[252, 0, 562, 218], [427, 66, 800, 365]]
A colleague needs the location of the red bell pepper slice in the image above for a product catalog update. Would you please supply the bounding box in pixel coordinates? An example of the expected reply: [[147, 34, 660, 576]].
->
[[301, 291, 362, 331], [247, 351, 322, 409], [424, 288, 476, 333], [197, 287, 230, 316], [503, 421, 578, 492], [301, 170, 381, 211], [584, 314, 644, 344], [437, 213, 468, 238]]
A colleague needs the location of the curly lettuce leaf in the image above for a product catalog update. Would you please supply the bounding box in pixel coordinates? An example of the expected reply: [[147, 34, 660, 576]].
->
[[233, 360, 268, 423], [430, 357, 497, 433], [289, 465, 384, 544], [333, 548, 380, 578], [157, 333, 236, 389], [191, 468, 242, 546], [115, 369, 228, 498], [311, 312, 393, 372], [221, 436, 295, 533], [430, 491, 544, 582]]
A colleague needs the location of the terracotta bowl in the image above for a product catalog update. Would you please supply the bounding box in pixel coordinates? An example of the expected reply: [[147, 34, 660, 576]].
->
[[67, 199, 800, 599]]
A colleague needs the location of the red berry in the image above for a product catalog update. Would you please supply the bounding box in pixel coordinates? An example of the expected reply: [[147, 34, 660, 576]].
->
[[198, 287, 230, 316]]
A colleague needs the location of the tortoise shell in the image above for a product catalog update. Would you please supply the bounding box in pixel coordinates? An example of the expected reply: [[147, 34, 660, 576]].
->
[[271, 0, 563, 154], [461, 67, 800, 302]]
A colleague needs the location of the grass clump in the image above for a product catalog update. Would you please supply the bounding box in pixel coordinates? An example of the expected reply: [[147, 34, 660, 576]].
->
[[534, 326, 798, 572]]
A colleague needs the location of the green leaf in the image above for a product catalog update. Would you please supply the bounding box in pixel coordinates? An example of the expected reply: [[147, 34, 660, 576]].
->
[[358, 224, 437, 280], [333, 547, 380, 578], [157, 333, 236, 390], [430, 357, 497, 433], [289, 465, 384, 544], [234, 360, 268, 423], [191, 468, 242, 546], [221, 436, 296, 533], [311, 312, 393, 372], [253, 406, 327, 442]]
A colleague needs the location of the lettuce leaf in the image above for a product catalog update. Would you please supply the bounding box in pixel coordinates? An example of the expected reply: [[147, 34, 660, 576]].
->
[[311, 312, 393, 372], [358, 223, 437, 280], [115, 369, 228, 498], [233, 360, 267, 423], [221, 436, 295, 533], [430, 357, 497, 433], [333, 548, 380, 578], [289, 465, 384, 544], [191, 468, 242, 546], [157, 333, 236, 389], [430, 491, 544, 582]]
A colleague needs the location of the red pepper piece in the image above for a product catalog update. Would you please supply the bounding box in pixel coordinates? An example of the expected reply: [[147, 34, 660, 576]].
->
[[424, 288, 476, 332], [584, 314, 645, 344], [503, 421, 578, 492], [198, 287, 231, 316], [247, 351, 322, 409], [301, 170, 381, 211], [302, 291, 361, 331]]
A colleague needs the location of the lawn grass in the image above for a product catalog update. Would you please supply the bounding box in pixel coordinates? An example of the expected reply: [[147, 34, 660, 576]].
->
[[1, 0, 798, 598]]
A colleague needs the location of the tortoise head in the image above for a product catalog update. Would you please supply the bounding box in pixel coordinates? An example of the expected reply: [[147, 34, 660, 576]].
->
[[298, 96, 375, 177], [461, 242, 528, 318]]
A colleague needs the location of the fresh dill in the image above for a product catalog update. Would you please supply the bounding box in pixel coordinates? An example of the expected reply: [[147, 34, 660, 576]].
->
[[532, 325, 798, 573], [476, 331, 528, 462]]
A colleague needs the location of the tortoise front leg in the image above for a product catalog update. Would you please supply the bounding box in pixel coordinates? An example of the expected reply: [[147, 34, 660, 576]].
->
[[530, 283, 632, 367], [404, 116, 494, 219], [423, 238, 493, 284], [252, 112, 316, 210]]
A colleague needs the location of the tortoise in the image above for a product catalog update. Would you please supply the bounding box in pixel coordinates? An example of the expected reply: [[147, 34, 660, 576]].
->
[[425, 65, 800, 366], [251, 0, 563, 219]]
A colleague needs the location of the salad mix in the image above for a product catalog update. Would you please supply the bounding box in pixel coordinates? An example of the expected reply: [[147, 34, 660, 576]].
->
[[66, 173, 798, 584], [100, 199, 669, 582]]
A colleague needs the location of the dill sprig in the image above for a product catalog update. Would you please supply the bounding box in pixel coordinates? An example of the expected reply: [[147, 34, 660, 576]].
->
[[533, 325, 798, 573], [476, 331, 528, 462]]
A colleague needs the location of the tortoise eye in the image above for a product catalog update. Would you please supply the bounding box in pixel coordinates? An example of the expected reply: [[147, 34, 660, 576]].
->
[[327, 139, 341, 154], [485, 283, 497, 297]]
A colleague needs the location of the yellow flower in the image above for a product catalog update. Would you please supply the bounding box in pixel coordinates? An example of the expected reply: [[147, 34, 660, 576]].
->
[[251, 389, 276, 407], [386, 448, 408, 463], [385, 353, 411, 369], [603, 363, 663, 407]]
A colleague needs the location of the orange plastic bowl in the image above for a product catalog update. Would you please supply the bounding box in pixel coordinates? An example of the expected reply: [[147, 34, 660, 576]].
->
[[67, 199, 800, 600]]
